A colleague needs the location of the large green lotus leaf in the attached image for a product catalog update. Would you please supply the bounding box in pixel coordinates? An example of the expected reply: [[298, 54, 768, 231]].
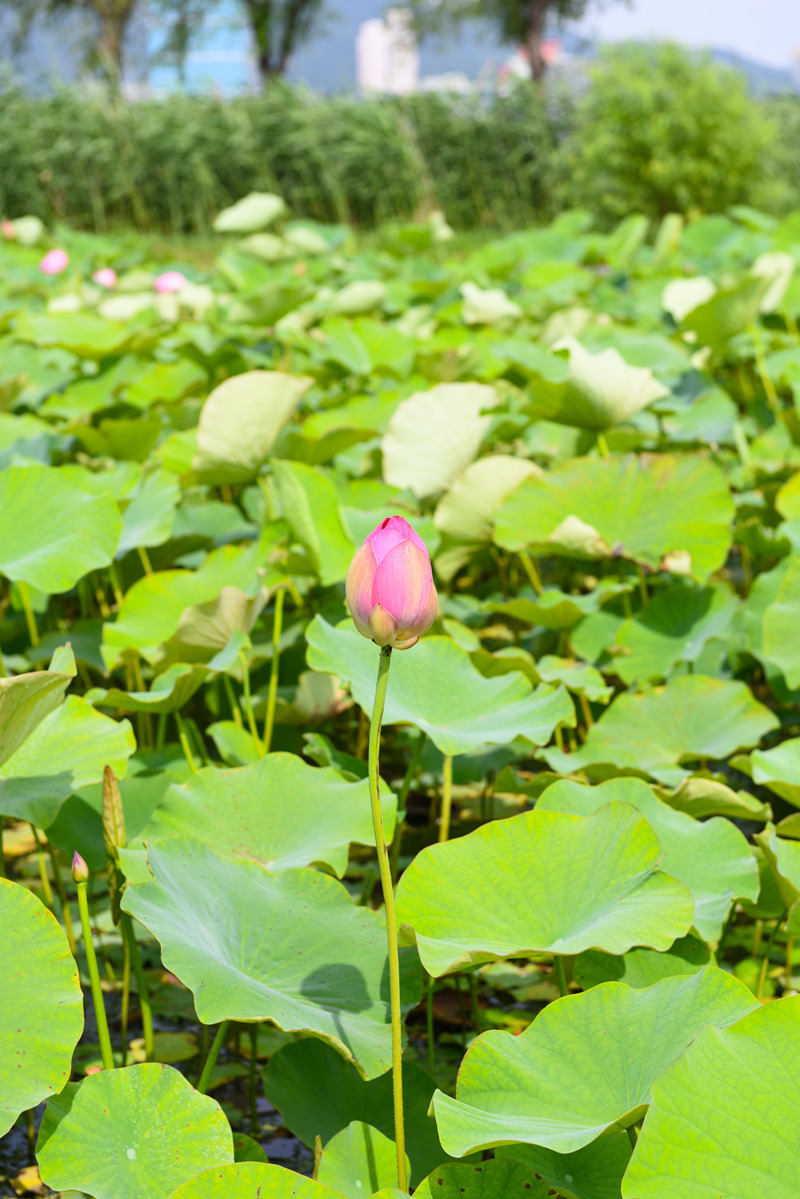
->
[[749, 739, 800, 807], [527, 338, 668, 430], [622, 997, 800, 1198], [102, 539, 271, 668], [488, 580, 630, 632], [762, 557, 800, 688], [411, 1158, 550, 1198], [382, 383, 499, 499], [194, 371, 312, 483], [37, 1064, 233, 1199], [661, 276, 716, 323], [272, 459, 356, 585], [0, 644, 75, 769], [306, 617, 574, 756], [122, 837, 421, 1078], [610, 582, 738, 685], [754, 827, 800, 913], [461, 281, 522, 325], [394, 803, 693, 977], [660, 774, 771, 822], [0, 880, 84, 1136], [168, 1163, 345, 1198], [262, 1038, 456, 1185], [116, 470, 180, 557], [131, 753, 395, 877], [680, 273, 768, 350], [14, 311, 134, 357], [537, 778, 758, 941], [329, 280, 387, 316], [0, 696, 135, 826], [0, 465, 121, 592], [433, 969, 755, 1157], [495, 454, 734, 579], [160, 587, 263, 668], [575, 934, 712, 990], [495, 1138, 631, 1199], [319, 1122, 409, 1199], [543, 675, 778, 788], [433, 455, 540, 579], [214, 191, 288, 232], [123, 357, 207, 410]]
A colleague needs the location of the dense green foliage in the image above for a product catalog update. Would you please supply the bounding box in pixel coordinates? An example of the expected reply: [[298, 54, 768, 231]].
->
[[2, 44, 800, 234], [3, 196, 800, 1197]]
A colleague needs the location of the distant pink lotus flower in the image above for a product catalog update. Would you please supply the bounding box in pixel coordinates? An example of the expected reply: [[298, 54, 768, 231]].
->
[[346, 515, 438, 651], [154, 270, 186, 294], [92, 267, 117, 288], [1, 220, 15, 240], [39, 248, 69, 275]]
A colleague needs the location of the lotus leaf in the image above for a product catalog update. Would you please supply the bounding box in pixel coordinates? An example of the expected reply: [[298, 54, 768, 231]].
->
[[0, 880, 84, 1136], [495, 453, 734, 579], [122, 837, 422, 1078], [0, 644, 75, 769], [537, 777, 758, 941], [622, 997, 800, 1197], [544, 675, 778, 787], [394, 803, 694, 976], [318, 1122, 408, 1198], [194, 371, 312, 483], [306, 617, 574, 756], [433, 968, 755, 1155], [37, 1064, 233, 1199]]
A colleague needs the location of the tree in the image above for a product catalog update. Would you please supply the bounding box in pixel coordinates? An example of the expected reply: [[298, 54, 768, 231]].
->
[[240, 0, 326, 83], [1, 0, 139, 76], [409, 0, 620, 83]]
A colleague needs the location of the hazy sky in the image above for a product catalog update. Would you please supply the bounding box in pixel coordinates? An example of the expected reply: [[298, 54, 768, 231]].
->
[[574, 0, 799, 69]]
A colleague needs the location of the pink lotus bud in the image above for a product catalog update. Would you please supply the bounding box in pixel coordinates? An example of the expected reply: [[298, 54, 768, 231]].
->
[[71, 850, 89, 883], [1, 219, 15, 240], [92, 267, 117, 288], [346, 515, 438, 651], [39, 248, 69, 275], [154, 270, 186, 294]]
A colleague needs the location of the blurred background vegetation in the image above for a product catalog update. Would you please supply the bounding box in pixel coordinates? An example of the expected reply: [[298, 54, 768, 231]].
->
[[0, 38, 798, 234]]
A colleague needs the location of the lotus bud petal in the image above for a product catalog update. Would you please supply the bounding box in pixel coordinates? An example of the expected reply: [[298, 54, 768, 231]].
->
[[1, 220, 16, 240], [39, 248, 69, 275], [92, 267, 117, 288], [346, 515, 437, 651], [154, 270, 186, 293], [71, 851, 89, 883]]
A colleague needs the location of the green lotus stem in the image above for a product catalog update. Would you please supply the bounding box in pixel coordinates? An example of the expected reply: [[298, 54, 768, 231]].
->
[[249, 1024, 259, 1131], [137, 546, 153, 575], [18, 580, 38, 646], [555, 956, 568, 997], [108, 562, 124, 608], [25, 1108, 35, 1152], [30, 826, 55, 912], [518, 551, 543, 596], [51, 848, 78, 959], [627, 1124, 638, 1150], [176, 713, 198, 773], [578, 693, 594, 730], [122, 913, 155, 1061], [0, 647, 5, 677], [596, 431, 610, 457], [239, 651, 262, 755], [636, 565, 648, 607], [787, 936, 795, 989], [390, 729, 426, 883], [262, 587, 285, 754], [438, 754, 454, 844], [197, 1020, 229, 1094], [749, 322, 780, 413], [426, 974, 435, 1076], [368, 644, 408, 1193], [455, 974, 467, 1047], [313, 1135, 323, 1180], [76, 874, 115, 1071], [468, 972, 481, 1035], [0, 818, 4, 878], [223, 673, 243, 727], [120, 931, 130, 1067]]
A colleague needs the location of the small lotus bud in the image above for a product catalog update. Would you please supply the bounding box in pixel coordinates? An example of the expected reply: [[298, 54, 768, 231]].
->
[[39, 248, 69, 275], [346, 515, 438, 651], [1, 219, 16, 240], [71, 851, 89, 883], [92, 267, 117, 288], [154, 270, 186, 294]]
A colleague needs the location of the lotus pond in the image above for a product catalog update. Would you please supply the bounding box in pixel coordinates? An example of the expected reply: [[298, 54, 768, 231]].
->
[[2, 197, 800, 1198]]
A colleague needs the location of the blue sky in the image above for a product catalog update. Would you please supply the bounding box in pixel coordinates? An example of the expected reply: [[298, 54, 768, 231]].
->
[[578, 0, 799, 70]]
